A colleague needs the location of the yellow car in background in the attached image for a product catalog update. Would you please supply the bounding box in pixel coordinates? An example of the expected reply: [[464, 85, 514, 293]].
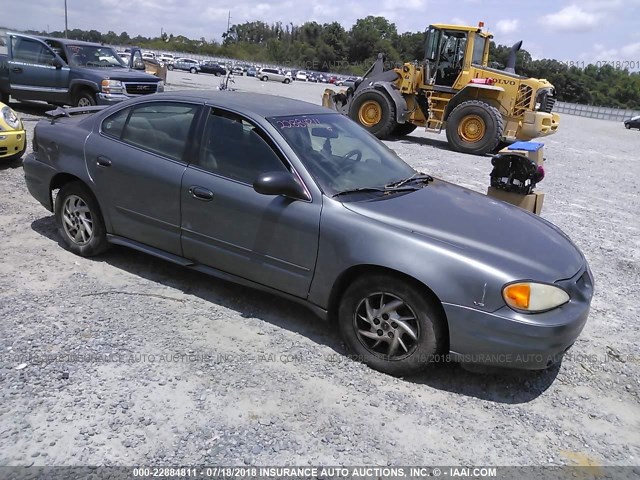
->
[[0, 102, 26, 162]]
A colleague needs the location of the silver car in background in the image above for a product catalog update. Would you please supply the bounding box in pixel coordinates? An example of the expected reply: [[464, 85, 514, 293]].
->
[[169, 58, 201, 74], [258, 68, 291, 84]]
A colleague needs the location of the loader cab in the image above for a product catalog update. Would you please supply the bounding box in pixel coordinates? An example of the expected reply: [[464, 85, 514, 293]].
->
[[424, 25, 490, 87]]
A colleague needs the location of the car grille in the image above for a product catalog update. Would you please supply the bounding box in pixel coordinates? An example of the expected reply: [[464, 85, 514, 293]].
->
[[0, 147, 7, 155], [124, 83, 158, 95]]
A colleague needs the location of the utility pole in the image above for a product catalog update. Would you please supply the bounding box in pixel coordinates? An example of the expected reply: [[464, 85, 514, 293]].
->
[[64, 0, 68, 38], [227, 11, 231, 34]]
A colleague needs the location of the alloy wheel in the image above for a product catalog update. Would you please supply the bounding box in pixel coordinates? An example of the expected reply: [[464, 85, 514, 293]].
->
[[353, 292, 420, 359], [62, 195, 94, 245]]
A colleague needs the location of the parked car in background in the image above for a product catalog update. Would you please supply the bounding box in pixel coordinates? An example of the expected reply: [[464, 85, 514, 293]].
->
[[200, 61, 226, 76], [258, 68, 291, 84], [246, 67, 257, 77], [624, 115, 640, 130], [118, 52, 131, 63], [170, 58, 201, 73], [23, 91, 593, 376], [231, 65, 244, 76], [336, 76, 360, 86], [328, 76, 338, 84], [157, 53, 175, 64], [0, 101, 26, 162], [0, 33, 163, 107], [295, 71, 308, 82], [142, 52, 156, 60]]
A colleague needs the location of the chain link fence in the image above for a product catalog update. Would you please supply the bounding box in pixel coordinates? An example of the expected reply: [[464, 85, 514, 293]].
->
[[554, 101, 640, 122]]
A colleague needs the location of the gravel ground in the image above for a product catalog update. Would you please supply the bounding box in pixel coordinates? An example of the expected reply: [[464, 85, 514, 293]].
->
[[0, 71, 638, 468]]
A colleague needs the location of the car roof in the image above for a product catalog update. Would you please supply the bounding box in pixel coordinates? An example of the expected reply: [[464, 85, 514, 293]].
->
[[13, 33, 109, 47], [152, 91, 330, 117]]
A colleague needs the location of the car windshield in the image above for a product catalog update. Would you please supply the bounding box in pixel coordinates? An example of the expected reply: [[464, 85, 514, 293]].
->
[[67, 45, 125, 67], [270, 113, 417, 197]]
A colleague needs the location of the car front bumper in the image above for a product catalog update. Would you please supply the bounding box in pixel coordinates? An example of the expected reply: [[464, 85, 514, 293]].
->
[[0, 129, 27, 160], [444, 266, 593, 370]]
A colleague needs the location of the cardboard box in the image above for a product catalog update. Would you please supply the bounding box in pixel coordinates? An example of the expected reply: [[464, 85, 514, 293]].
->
[[487, 187, 544, 215], [500, 141, 544, 166]]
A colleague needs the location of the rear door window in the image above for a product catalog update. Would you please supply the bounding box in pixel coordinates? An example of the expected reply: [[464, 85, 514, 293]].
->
[[103, 102, 199, 161]]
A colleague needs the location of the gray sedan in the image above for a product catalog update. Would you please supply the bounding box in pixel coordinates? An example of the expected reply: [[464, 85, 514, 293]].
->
[[23, 92, 593, 376]]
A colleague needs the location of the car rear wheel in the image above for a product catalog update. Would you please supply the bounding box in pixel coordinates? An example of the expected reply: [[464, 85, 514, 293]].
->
[[74, 91, 96, 108], [55, 182, 109, 257], [167, 64, 174, 71], [284, 78, 291, 84], [446, 100, 503, 155], [338, 274, 446, 376], [190, 67, 198, 74], [626, 123, 631, 129], [261, 76, 269, 82]]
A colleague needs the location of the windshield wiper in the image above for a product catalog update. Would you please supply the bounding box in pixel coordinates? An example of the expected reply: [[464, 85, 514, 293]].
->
[[332, 186, 419, 198], [385, 173, 433, 189]]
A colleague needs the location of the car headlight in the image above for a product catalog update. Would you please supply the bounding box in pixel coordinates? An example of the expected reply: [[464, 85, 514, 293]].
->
[[2, 106, 21, 130], [101, 79, 124, 94], [502, 282, 570, 313], [157, 81, 164, 92]]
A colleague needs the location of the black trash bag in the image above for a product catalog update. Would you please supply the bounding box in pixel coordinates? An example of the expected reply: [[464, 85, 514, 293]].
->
[[490, 153, 544, 195]]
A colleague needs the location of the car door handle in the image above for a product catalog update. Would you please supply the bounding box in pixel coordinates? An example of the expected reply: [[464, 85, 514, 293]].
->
[[96, 156, 112, 167], [189, 186, 214, 201], [11, 67, 23, 73]]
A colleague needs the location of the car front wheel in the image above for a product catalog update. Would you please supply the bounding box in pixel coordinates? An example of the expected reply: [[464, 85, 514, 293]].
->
[[284, 78, 291, 84], [55, 182, 109, 257], [74, 91, 96, 108], [338, 274, 446, 376], [190, 67, 198, 74]]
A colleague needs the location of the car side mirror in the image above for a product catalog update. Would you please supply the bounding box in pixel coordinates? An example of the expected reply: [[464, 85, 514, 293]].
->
[[253, 171, 308, 200]]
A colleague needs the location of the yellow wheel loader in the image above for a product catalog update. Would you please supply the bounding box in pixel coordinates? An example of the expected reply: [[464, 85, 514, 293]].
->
[[322, 23, 560, 155]]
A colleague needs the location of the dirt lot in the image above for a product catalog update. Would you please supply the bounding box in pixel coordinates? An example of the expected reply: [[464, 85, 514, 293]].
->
[[0, 71, 639, 468]]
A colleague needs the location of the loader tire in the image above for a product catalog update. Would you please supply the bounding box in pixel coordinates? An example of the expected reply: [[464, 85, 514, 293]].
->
[[446, 100, 503, 155], [349, 89, 396, 139], [391, 122, 418, 137]]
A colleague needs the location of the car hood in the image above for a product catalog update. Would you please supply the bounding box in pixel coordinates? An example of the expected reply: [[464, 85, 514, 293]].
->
[[342, 179, 585, 282], [80, 67, 161, 82]]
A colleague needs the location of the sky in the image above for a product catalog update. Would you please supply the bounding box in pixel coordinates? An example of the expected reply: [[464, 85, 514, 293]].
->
[[2, 0, 640, 64]]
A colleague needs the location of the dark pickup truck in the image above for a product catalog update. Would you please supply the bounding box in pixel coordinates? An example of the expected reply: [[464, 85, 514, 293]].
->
[[0, 33, 163, 107]]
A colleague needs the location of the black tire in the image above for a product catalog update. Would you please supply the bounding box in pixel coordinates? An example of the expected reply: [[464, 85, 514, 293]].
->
[[338, 274, 446, 376], [54, 181, 109, 257], [284, 78, 291, 84], [261, 76, 269, 82], [445, 100, 504, 155], [167, 64, 174, 71], [391, 122, 418, 137], [74, 90, 96, 108], [348, 89, 397, 139], [215, 72, 221, 77], [625, 123, 631, 129], [0, 91, 9, 104], [190, 67, 198, 74]]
